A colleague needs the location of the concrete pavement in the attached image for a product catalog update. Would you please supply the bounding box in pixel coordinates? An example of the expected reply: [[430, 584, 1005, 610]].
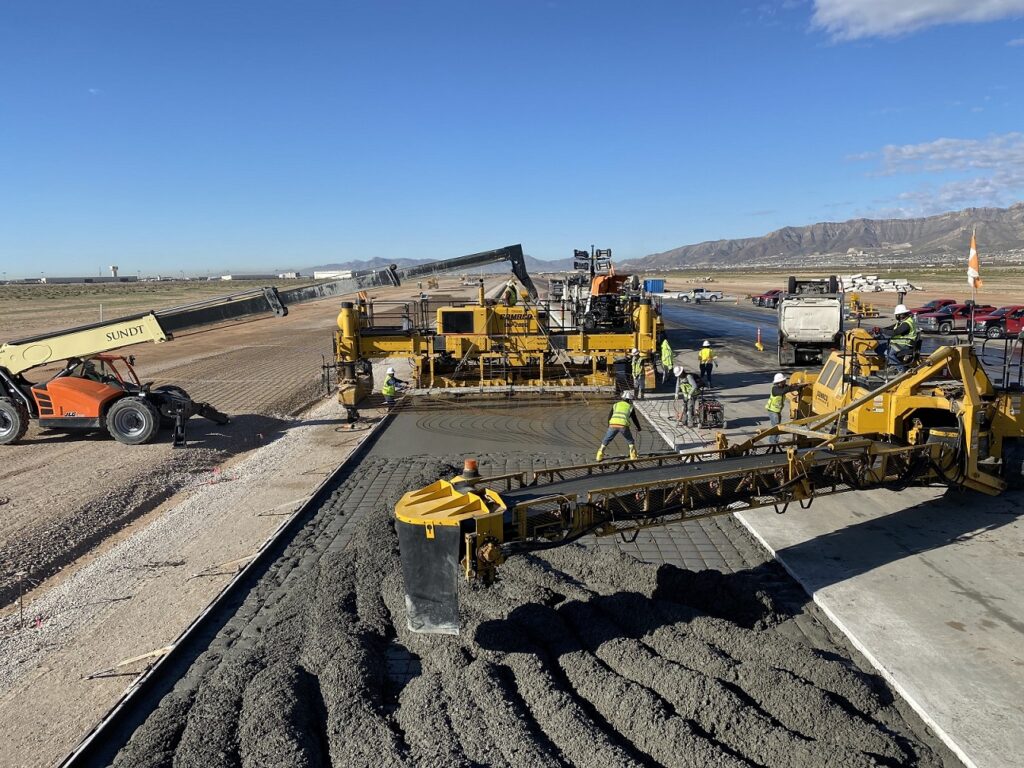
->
[[635, 326, 1024, 768]]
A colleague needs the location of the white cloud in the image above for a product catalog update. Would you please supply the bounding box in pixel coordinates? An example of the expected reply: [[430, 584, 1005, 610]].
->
[[854, 132, 1024, 215], [1008, 36, 1024, 44], [812, 0, 1024, 40]]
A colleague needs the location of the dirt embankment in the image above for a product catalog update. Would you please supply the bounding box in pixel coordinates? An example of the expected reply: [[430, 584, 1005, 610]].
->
[[113, 455, 956, 768]]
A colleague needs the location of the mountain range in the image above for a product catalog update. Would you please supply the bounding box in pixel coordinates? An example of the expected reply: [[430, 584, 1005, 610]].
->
[[623, 203, 1024, 269], [305, 203, 1024, 274]]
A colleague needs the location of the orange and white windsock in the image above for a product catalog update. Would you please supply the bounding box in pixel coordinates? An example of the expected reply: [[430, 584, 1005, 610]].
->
[[967, 228, 983, 289]]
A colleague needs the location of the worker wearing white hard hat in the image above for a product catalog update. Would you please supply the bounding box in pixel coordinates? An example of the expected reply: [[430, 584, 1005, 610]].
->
[[381, 365, 407, 408], [698, 340, 717, 384], [765, 372, 807, 444], [502, 279, 518, 307], [874, 304, 920, 373], [597, 389, 641, 461]]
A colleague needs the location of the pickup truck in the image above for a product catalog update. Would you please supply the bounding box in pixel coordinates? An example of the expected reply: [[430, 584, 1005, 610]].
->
[[678, 287, 723, 303], [909, 298, 956, 316], [753, 288, 784, 308], [917, 303, 996, 334], [971, 305, 1024, 338]]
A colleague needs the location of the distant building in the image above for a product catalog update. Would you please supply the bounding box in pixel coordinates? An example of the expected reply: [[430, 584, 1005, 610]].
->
[[313, 270, 353, 280], [219, 274, 277, 281], [277, 271, 301, 279]]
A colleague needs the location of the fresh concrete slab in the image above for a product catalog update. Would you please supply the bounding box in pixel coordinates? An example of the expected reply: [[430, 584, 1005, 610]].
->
[[640, 316, 1024, 768], [736, 489, 1024, 768]]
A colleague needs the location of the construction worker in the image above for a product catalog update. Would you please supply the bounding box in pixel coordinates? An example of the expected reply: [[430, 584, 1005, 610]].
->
[[630, 348, 647, 399], [675, 367, 703, 427], [502, 279, 518, 307], [381, 366, 406, 408], [874, 304, 920, 372], [596, 390, 641, 461], [766, 372, 805, 444], [660, 337, 674, 385], [698, 340, 717, 384]]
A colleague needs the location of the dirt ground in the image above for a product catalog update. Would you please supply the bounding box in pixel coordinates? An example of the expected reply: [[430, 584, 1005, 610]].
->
[[0, 278, 474, 610], [111, 452, 957, 768]]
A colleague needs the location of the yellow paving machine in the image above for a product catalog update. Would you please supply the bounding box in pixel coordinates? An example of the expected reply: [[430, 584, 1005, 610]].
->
[[394, 329, 1024, 633]]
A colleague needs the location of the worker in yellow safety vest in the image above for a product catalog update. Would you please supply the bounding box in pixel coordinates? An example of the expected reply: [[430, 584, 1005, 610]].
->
[[874, 304, 920, 372], [765, 372, 806, 444], [660, 338, 674, 385], [381, 366, 407, 408], [674, 367, 703, 427], [698, 340, 717, 384], [596, 390, 642, 461], [630, 348, 649, 399], [502, 280, 518, 307]]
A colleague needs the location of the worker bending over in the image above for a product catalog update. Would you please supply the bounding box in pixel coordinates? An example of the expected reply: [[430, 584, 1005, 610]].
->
[[597, 390, 642, 461], [698, 340, 718, 384], [675, 367, 703, 427], [765, 373, 806, 444], [381, 366, 407, 408], [501, 280, 518, 307], [873, 304, 920, 373]]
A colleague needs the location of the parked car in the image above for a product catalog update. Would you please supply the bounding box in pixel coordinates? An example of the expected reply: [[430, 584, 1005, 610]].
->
[[971, 305, 1024, 339], [908, 298, 956, 316], [753, 288, 784, 308], [679, 287, 723, 303], [917, 303, 996, 334]]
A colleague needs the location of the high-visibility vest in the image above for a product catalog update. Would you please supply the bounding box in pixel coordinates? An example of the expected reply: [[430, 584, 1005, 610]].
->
[[766, 390, 784, 413], [631, 357, 644, 377], [679, 380, 694, 398], [699, 347, 714, 363], [890, 315, 919, 348], [504, 286, 517, 306], [661, 340, 673, 368], [609, 400, 633, 427], [382, 377, 398, 397]]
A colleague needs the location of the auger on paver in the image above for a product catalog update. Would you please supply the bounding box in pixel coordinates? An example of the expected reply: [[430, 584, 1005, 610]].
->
[[395, 329, 1024, 634]]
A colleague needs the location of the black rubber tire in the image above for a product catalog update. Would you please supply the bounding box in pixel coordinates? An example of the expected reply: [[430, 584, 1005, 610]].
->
[[938, 322, 953, 335], [986, 325, 1002, 339], [787, 276, 797, 294], [1002, 438, 1024, 489], [0, 398, 29, 445], [709, 295, 718, 302], [681, 296, 690, 303], [828, 275, 839, 293], [106, 397, 160, 445]]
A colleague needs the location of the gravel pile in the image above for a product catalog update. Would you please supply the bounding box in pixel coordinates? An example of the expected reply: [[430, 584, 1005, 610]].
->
[[112, 455, 956, 767]]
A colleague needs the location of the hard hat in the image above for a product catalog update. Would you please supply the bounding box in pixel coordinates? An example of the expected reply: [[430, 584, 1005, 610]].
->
[[894, 304, 909, 315], [773, 373, 786, 384], [621, 390, 633, 400], [702, 340, 711, 347], [673, 365, 684, 377], [631, 347, 639, 355], [386, 367, 395, 374]]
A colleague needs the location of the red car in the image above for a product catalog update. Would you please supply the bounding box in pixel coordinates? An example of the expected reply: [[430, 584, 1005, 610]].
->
[[917, 303, 996, 334], [971, 305, 1024, 339], [908, 298, 956, 316], [753, 289, 784, 308]]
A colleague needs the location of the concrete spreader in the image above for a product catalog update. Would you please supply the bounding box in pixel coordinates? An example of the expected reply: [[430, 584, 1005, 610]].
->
[[640, 300, 1024, 768]]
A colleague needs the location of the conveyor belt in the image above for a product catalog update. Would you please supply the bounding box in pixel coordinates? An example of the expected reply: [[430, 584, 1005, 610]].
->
[[501, 452, 793, 505]]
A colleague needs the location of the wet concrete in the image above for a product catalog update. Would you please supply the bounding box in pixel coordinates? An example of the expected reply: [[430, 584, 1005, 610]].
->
[[109, 404, 960, 766]]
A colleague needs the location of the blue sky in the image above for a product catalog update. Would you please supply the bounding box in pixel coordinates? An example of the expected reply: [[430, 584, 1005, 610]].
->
[[1, 0, 1023, 276]]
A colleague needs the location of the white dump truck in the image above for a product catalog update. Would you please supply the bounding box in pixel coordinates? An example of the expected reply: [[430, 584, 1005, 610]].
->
[[777, 276, 843, 366]]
